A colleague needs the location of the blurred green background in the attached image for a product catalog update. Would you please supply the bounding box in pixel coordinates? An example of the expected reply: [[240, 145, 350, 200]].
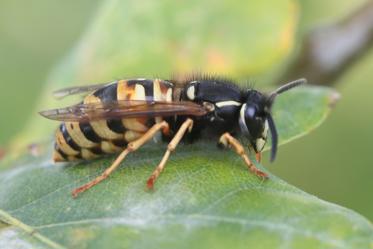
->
[[0, 0, 372, 222]]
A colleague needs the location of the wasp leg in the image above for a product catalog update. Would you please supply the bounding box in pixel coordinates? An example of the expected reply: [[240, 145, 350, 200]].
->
[[72, 121, 170, 198], [256, 152, 262, 163], [219, 132, 268, 179], [147, 118, 194, 190]]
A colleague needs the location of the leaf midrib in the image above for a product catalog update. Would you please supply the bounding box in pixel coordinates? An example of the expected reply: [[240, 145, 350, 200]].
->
[[0, 209, 66, 249]]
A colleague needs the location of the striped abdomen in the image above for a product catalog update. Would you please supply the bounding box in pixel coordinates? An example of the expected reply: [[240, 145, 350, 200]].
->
[[53, 79, 174, 162]]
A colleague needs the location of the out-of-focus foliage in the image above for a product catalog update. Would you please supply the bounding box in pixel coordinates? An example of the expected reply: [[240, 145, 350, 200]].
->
[[298, 0, 367, 31], [0, 0, 99, 144], [269, 0, 373, 221], [272, 47, 373, 221]]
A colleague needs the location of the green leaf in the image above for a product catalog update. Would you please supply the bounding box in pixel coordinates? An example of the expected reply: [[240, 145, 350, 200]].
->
[[1, 86, 373, 248]]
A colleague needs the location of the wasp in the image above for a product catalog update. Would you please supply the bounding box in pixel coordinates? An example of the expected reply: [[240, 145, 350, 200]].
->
[[40, 76, 306, 197]]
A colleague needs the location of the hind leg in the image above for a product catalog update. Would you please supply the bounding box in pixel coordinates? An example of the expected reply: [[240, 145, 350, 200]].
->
[[72, 121, 169, 198]]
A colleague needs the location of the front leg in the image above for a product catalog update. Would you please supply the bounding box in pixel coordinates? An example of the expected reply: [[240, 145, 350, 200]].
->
[[219, 132, 268, 179]]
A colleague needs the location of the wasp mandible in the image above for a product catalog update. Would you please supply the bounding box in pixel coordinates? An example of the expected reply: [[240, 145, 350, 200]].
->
[[40, 76, 306, 197]]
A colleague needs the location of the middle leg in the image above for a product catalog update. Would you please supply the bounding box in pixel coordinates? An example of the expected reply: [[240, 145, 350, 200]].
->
[[146, 118, 194, 189]]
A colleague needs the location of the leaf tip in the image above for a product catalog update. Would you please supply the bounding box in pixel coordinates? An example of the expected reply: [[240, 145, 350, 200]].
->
[[328, 90, 341, 108]]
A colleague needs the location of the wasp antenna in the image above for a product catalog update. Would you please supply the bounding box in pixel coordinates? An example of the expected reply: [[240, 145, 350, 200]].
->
[[266, 114, 278, 162], [267, 78, 307, 107], [265, 79, 305, 160], [274, 78, 307, 95]]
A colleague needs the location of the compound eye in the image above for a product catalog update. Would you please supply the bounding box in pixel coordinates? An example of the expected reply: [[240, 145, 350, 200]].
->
[[246, 106, 256, 118], [244, 105, 265, 140]]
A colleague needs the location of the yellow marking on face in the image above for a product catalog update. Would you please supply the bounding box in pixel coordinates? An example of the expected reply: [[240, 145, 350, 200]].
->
[[263, 120, 269, 138], [101, 141, 122, 154], [239, 104, 247, 128], [66, 122, 98, 148], [256, 138, 266, 152], [55, 129, 79, 156]]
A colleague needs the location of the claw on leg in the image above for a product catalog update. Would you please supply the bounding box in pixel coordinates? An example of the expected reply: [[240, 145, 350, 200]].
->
[[71, 149, 131, 198]]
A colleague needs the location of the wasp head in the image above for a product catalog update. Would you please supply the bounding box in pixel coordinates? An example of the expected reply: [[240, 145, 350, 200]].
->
[[238, 78, 306, 162]]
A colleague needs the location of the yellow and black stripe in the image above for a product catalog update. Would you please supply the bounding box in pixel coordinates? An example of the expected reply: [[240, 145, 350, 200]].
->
[[53, 79, 174, 162]]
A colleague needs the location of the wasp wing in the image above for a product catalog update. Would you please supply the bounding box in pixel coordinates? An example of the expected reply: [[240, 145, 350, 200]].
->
[[52, 81, 116, 99], [39, 100, 206, 122]]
